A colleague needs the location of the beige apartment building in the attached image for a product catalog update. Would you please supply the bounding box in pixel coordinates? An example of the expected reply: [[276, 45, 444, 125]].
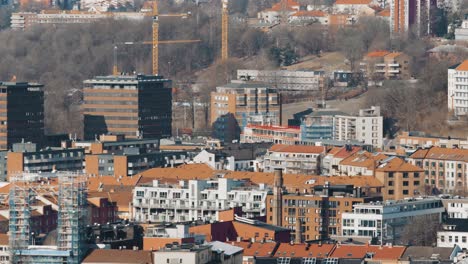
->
[[360, 51, 411, 80]]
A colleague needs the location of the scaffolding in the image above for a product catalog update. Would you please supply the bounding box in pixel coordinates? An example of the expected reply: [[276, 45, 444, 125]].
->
[[8, 172, 87, 264], [9, 173, 34, 263], [57, 173, 87, 264]]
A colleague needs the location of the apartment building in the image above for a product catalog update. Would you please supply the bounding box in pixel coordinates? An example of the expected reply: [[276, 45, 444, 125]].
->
[[257, 0, 301, 24], [341, 198, 444, 244], [85, 148, 188, 177], [241, 125, 300, 145], [72, 134, 160, 154], [443, 198, 468, 219], [300, 110, 344, 141], [334, 0, 375, 15], [455, 17, 468, 40], [133, 178, 270, 223], [338, 151, 387, 176], [437, 219, 468, 249], [266, 181, 382, 242], [83, 74, 172, 140], [263, 144, 325, 175], [375, 156, 424, 200], [396, 131, 468, 150], [390, 0, 438, 36], [322, 145, 362, 176], [448, 60, 468, 117], [237, 69, 324, 91], [11, 11, 146, 30], [211, 81, 281, 142], [0, 81, 44, 150], [335, 106, 383, 148], [360, 51, 411, 80], [5, 142, 84, 180], [408, 147, 468, 194]]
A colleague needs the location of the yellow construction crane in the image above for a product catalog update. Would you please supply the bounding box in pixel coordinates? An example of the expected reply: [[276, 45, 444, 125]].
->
[[113, 1, 200, 76], [221, 0, 228, 61]]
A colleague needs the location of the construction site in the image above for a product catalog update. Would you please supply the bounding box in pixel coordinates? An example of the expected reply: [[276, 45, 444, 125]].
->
[[9, 172, 87, 264]]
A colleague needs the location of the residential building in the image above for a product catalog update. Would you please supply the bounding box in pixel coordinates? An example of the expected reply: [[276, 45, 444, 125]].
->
[[192, 149, 235, 170], [0, 234, 8, 264], [396, 131, 468, 150], [257, 0, 301, 24], [341, 198, 444, 244], [437, 219, 468, 249], [400, 246, 462, 264], [443, 198, 468, 219], [6, 142, 85, 180], [335, 106, 383, 148], [237, 69, 324, 91], [231, 241, 278, 264], [132, 178, 270, 223], [288, 10, 329, 24], [85, 221, 143, 250], [0, 81, 44, 150], [72, 134, 161, 154], [83, 74, 172, 140], [85, 147, 187, 177], [152, 242, 242, 264], [189, 208, 291, 243], [87, 197, 117, 225], [206, 241, 244, 264], [241, 125, 300, 145], [263, 144, 326, 175], [455, 17, 468, 40], [329, 244, 406, 263], [448, 60, 468, 117], [360, 51, 411, 80], [11, 11, 146, 30], [390, 0, 438, 36], [211, 80, 281, 142], [322, 145, 362, 176], [338, 150, 387, 176], [255, 242, 336, 263], [266, 170, 383, 241], [334, 0, 376, 15], [300, 110, 345, 141], [143, 224, 205, 250], [408, 147, 468, 194], [82, 249, 153, 264], [375, 156, 425, 200]]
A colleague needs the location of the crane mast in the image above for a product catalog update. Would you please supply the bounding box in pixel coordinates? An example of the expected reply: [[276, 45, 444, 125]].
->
[[221, 0, 228, 61], [152, 1, 159, 75]]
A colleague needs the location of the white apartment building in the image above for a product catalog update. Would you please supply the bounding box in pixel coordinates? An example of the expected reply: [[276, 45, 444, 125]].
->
[[455, 18, 468, 40], [342, 198, 444, 244], [448, 60, 468, 117], [133, 178, 269, 223], [263, 144, 325, 175], [444, 198, 468, 219], [335, 106, 383, 148], [237, 69, 324, 91], [437, 219, 468, 249]]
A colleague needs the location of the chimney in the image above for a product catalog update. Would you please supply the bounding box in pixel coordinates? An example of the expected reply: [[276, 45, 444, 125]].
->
[[272, 169, 283, 226], [295, 219, 302, 244]]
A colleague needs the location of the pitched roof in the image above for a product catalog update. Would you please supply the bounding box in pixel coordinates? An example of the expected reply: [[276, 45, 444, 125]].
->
[[231, 242, 278, 257], [269, 144, 325, 154], [0, 234, 8, 245], [265, 0, 300, 12], [377, 8, 390, 17], [366, 50, 390, 58], [409, 147, 468, 162], [456, 60, 468, 71], [82, 249, 153, 264], [207, 241, 243, 256], [329, 146, 362, 159], [88, 190, 132, 212], [87, 175, 142, 192], [340, 151, 388, 169], [335, 0, 372, 5], [291, 10, 327, 17], [274, 243, 335, 258], [401, 246, 455, 261], [384, 52, 403, 59], [376, 157, 423, 172], [331, 244, 406, 260]]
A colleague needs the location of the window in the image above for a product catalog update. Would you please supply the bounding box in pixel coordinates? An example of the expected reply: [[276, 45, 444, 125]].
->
[[403, 173, 409, 178], [388, 190, 394, 195], [414, 181, 420, 186], [441, 235, 445, 242], [403, 181, 409, 186], [388, 181, 394, 186], [463, 236, 467, 243], [388, 172, 394, 178], [403, 190, 409, 195], [414, 172, 419, 178]]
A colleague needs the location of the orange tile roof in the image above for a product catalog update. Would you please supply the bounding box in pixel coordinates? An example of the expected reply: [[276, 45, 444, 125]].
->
[[266, 0, 300, 12], [270, 144, 325, 154], [274, 243, 335, 258], [366, 50, 390, 57], [0, 234, 8, 245], [88, 190, 132, 213], [376, 157, 423, 172], [335, 0, 372, 4], [340, 151, 388, 169], [410, 147, 468, 162], [456, 60, 468, 71], [139, 164, 384, 190], [231, 241, 278, 257], [384, 52, 403, 59], [331, 244, 406, 260], [87, 175, 142, 192], [330, 146, 362, 159], [291, 10, 327, 17], [82, 249, 153, 263], [0, 184, 11, 195], [377, 8, 390, 17]]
